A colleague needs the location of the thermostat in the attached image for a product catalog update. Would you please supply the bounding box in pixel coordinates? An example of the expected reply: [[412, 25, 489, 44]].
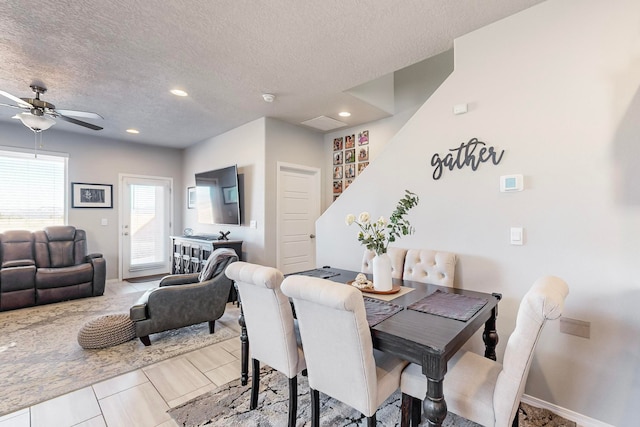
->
[[500, 174, 523, 192]]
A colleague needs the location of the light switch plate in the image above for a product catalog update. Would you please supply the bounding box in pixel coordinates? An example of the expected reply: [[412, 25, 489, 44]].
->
[[453, 103, 468, 115], [510, 227, 523, 245]]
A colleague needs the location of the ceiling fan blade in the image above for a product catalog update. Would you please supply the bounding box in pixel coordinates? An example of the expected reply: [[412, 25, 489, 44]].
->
[[0, 90, 33, 109], [54, 109, 103, 120], [0, 102, 27, 110], [57, 114, 103, 131]]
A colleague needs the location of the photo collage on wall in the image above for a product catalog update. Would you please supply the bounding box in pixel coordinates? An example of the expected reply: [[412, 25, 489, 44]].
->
[[333, 130, 369, 201]]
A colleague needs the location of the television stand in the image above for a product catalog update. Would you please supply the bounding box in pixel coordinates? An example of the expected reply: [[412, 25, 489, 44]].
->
[[170, 236, 243, 275]]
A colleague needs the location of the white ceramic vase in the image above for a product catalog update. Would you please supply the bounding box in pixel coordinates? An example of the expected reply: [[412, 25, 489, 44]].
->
[[372, 252, 393, 291]]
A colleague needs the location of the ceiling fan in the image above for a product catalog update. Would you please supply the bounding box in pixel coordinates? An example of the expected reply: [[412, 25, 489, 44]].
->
[[0, 84, 103, 132]]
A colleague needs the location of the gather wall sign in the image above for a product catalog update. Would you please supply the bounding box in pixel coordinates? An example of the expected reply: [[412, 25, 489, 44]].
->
[[430, 137, 505, 180]]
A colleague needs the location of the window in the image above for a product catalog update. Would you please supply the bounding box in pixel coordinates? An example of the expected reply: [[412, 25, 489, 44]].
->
[[0, 147, 68, 232]]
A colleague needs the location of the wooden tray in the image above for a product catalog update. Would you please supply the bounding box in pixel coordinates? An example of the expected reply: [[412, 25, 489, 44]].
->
[[347, 281, 402, 295]]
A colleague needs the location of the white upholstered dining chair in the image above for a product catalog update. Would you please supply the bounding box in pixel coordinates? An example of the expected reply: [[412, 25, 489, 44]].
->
[[399, 276, 569, 427], [281, 275, 408, 427], [402, 248, 457, 286], [224, 262, 306, 427], [361, 247, 407, 279]]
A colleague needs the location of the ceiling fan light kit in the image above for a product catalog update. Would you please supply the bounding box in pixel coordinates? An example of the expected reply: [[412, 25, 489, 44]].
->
[[0, 84, 104, 133], [13, 112, 56, 132]]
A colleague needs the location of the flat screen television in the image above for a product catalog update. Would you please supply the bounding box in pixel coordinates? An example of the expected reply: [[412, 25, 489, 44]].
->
[[195, 165, 241, 226]]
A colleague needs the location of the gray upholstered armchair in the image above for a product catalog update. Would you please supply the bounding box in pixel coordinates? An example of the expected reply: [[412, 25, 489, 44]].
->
[[130, 248, 238, 346]]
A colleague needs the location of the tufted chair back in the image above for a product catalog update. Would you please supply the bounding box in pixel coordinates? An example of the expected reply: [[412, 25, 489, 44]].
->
[[400, 276, 569, 427], [34, 226, 87, 268], [225, 261, 306, 427], [402, 249, 457, 286], [0, 230, 34, 266], [492, 276, 568, 426], [361, 247, 407, 279], [282, 276, 408, 423], [226, 261, 304, 378]]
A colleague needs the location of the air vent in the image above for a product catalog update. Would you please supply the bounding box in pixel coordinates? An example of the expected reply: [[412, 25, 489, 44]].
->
[[300, 115, 347, 131]]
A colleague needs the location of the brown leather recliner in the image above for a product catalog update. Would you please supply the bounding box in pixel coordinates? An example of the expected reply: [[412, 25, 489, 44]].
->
[[0, 230, 37, 311], [0, 226, 106, 311], [33, 226, 106, 305]]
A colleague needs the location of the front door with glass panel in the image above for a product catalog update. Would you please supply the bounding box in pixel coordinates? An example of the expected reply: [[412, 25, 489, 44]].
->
[[121, 175, 172, 279]]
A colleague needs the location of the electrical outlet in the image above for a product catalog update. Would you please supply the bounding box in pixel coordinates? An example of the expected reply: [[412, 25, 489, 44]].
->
[[560, 317, 590, 339]]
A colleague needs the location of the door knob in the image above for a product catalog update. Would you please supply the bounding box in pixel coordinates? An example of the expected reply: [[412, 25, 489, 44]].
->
[[309, 234, 316, 238]]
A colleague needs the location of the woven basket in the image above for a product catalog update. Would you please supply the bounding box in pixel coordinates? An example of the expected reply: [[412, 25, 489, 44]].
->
[[77, 313, 136, 349]]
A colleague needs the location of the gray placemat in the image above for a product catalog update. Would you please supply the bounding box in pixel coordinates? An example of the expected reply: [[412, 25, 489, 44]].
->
[[292, 269, 340, 279], [363, 297, 403, 326], [407, 289, 488, 321]]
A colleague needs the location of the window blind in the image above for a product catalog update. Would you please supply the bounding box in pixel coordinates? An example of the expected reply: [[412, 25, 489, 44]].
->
[[129, 183, 167, 268], [0, 148, 67, 232]]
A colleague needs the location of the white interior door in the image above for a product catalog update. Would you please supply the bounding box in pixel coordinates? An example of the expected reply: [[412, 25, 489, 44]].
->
[[120, 175, 172, 279], [277, 162, 321, 274]]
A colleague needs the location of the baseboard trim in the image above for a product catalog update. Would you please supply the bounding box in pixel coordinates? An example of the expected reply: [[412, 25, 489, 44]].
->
[[521, 394, 615, 427]]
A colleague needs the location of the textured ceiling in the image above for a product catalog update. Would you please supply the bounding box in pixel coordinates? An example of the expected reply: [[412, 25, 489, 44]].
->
[[0, 0, 545, 148]]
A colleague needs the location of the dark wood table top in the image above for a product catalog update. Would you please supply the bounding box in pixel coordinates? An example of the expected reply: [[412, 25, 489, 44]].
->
[[320, 268, 501, 368]]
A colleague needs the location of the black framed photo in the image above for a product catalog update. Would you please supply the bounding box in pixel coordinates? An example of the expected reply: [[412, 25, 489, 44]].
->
[[71, 182, 113, 208], [187, 186, 196, 209]]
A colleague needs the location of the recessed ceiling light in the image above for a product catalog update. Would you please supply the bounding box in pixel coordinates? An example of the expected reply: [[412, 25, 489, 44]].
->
[[126, 129, 139, 134], [170, 89, 188, 97], [339, 111, 351, 117]]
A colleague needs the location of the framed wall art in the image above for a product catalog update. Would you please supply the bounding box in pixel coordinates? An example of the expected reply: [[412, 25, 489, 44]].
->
[[187, 186, 196, 209], [345, 134, 355, 149], [358, 162, 369, 175], [333, 137, 344, 151], [358, 130, 369, 145], [345, 149, 355, 163], [71, 182, 113, 208], [330, 129, 371, 204], [358, 146, 369, 162]]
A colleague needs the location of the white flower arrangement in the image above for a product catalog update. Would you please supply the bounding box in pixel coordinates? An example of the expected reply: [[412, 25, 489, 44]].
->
[[345, 190, 419, 256]]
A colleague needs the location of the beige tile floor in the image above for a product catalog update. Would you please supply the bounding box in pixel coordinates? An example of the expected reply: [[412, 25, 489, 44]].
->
[[0, 280, 246, 427]]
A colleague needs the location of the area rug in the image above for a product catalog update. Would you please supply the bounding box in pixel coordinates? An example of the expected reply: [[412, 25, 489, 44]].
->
[[0, 291, 240, 416], [169, 368, 576, 427], [169, 367, 478, 427]]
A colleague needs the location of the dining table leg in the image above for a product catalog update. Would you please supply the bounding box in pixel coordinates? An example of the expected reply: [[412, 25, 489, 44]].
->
[[236, 284, 249, 386], [422, 353, 447, 427], [483, 292, 502, 360], [422, 377, 447, 426]]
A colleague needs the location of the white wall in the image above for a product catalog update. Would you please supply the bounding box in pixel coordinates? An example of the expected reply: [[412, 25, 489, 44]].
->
[[316, 0, 640, 425], [265, 118, 325, 266], [323, 48, 454, 209], [182, 118, 266, 264], [0, 123, 182, 280], [182, 117, 324, 267]]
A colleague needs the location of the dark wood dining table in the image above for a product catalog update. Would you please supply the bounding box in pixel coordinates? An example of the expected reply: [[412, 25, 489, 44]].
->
[[236, 267, 501, 427]]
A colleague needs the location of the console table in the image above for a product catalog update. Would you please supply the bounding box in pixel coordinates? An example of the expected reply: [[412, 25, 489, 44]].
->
[[170, 236, 243, 275]]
